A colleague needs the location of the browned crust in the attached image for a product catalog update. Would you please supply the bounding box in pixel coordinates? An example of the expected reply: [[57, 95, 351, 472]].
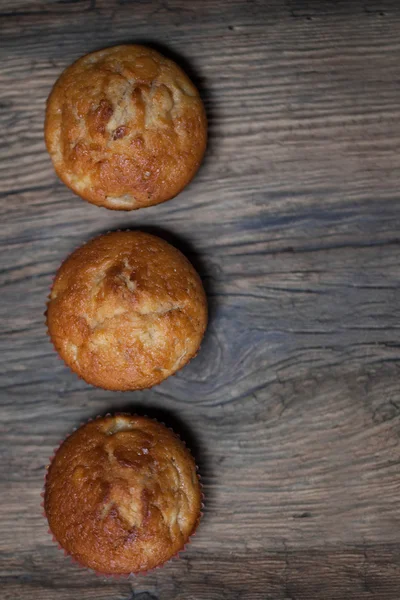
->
[[45, 45, 207, 210], [44, 415, 202, 574], [46, 231, 208, 391]]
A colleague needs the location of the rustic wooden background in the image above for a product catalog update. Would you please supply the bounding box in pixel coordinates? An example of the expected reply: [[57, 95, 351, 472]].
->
[[2, 0, 400, 598]]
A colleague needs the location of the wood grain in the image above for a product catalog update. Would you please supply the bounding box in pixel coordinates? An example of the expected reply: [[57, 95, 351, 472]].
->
[[2, 0, 400, 598]]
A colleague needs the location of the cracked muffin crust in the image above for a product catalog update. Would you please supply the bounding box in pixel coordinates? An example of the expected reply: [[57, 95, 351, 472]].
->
[[44, 414, 202, 574], [46, 231, 207, 390], [45, 44, 207, 210]]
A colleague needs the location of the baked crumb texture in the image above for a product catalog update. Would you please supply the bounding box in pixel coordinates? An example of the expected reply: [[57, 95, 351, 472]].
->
[[46, 231, 208, 390], [45, 45, 207, 210], [45, 415, 202, 574]]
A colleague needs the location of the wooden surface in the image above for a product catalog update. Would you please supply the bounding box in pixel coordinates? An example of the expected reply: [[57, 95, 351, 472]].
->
[[2, 0, 400, 598]]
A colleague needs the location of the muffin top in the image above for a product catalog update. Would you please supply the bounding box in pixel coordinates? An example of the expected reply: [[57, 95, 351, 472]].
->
[[44, 415, 202, 574], [46, 231, 207, 390], [45, 44, 207, 210]]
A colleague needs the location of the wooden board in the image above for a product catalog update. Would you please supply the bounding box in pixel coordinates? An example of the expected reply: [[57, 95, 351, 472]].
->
[[2, 0, 400, 598]]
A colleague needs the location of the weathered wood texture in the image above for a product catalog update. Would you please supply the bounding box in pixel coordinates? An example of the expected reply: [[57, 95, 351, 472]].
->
[[2, 0, 400, 598]]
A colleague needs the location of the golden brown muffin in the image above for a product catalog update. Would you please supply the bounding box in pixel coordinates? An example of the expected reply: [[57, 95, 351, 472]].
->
[[45, 44, 207, 210], [46, 231, 207, 390], [44, 414, 202, 574]]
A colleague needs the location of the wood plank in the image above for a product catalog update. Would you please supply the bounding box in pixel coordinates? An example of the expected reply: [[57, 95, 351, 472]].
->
[[2, 0, 400, 598], [3, 546, 400, 600]]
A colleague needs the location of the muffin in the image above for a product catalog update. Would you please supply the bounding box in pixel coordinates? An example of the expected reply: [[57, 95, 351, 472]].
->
[[45, 44, 207, 210], [44, 414, 202, 574], [46, 231, 207, 390]]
